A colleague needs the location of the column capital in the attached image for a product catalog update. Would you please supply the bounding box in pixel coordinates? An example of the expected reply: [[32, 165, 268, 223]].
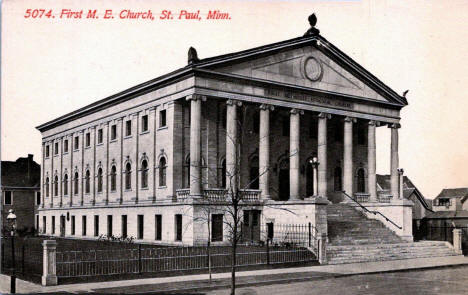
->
[[226, 99, 242, 107], [368, 120, 381, 127], [318, 112, 331, 119], [344, 116, 357, 123], [186, 94, 207, 102], [259, 104, 274, 111], [398, 168, 404, 175], [290, 108, 304, 115], [388, 123, 401, 129]]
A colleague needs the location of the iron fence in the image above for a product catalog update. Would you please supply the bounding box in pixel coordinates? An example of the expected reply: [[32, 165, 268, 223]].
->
[[424, 226, 468, 254], [1, 237, 43, 280], [56, 244, 315, 278]]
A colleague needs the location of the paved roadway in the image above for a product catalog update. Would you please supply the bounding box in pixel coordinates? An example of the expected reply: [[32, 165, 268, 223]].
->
[[206, 266, 468, 295]]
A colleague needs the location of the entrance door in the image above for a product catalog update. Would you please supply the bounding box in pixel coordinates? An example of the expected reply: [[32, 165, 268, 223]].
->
[[306, 162, 314, 197], [242, 210, 261, 243], [60, 215, 66, 237], [278, 159, 289, 200]]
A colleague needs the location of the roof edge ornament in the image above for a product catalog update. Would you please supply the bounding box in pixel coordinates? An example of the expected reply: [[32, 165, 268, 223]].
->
[[188, 46, 199, 65], [304, 13, 320, 37]]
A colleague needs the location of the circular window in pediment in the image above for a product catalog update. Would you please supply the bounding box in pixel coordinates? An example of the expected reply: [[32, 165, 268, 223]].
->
[[303, 56, 322, 82]]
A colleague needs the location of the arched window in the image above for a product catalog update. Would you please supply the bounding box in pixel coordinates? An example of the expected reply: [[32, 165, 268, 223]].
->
[[249, 156, 259, 189], [184, 155, 190, 188], [45, 177, 50, 197], [63, 174, 68, 196], [357, 168, 366, 193], [54, 175, 59, 196], [141, 160, 148, 188], [85, 170, 90, 194], [74, 172, 79, 195], [97, 168, 103, 193], [110, 166, 117, 191], [125, 163, 132, 190], [334, 167, 342, 191], [159, 157, 167, 187]]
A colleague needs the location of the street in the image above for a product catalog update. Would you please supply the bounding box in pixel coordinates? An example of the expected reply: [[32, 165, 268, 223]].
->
[[206, 266, 468, 295]]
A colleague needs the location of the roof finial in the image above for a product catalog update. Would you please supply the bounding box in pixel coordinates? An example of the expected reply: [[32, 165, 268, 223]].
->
[[188, 47, 199, 65], [304, 13, 320, 36]]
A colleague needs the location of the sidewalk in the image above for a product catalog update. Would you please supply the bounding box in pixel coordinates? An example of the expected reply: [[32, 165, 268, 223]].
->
[[2, 256, 468, 294]]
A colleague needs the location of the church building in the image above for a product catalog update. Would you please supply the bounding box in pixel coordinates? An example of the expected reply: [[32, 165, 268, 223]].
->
[[37, 15, 416, 250]]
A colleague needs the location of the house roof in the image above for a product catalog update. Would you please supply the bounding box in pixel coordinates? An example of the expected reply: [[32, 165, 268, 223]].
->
[[425, 210, 468, 219], [376, 174, 431, 211], [36, 26, 408, 132], [1, 155, 41, 188], [435, 188, 468, 201]]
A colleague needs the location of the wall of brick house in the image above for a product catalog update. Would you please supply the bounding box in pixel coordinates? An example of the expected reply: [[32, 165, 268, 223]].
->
[[2, 189, 38, 231]]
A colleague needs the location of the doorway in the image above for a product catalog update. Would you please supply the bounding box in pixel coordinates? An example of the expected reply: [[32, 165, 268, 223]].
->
[[60, 215, 65, 237], [278, 158, 289, 200], [242, 210, 261, 243]]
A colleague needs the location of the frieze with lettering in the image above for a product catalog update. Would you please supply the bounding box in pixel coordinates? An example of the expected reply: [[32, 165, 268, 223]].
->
[[264, 88, 353, 110]]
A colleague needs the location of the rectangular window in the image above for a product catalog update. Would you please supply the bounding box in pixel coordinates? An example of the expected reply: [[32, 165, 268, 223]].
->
[[71, 216, 75, 235], [4, 191, 12, 205], [111, 125, 117, 140], [82, 216, 87, 236], [43, 216, 46, 234], [52, 216, 56, 234], [94, 215, 99, 237], [142, 115, 148, 132], [107, 215, 113, 237], [64, 139, 69, 153], [46, 145, 50, 157], [36, 215, 39, 231], [74, 136, 79, 150], [36, 192, 41, 205], [155, 215, 162, 241], [243, 212, 249, 226], [98, 129, 103, 144], [121, 215, 127, 238], [160, 110, 167, 127], [211, 214, 223, 242], [175, 214, 182, 241], [54, 142, 59, 155], [126, 120, 132, 136], [137, 215, 144, 239], [438, 198, 451, 206], [86, 133, 91, 147]]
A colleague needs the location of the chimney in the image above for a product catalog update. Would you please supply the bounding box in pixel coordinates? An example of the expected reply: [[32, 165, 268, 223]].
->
[[27, 154, 33, 183]]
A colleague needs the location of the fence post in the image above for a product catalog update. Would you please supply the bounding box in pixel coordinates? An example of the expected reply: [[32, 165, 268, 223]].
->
[[266, 239, 270, 265], [308, 223, 311, 247], [318, 233, 327, 264], [21, 244, 25, 275], [42, 240, 57, 286], [453, 228, 463, 255], [137, 244, 142, 274]]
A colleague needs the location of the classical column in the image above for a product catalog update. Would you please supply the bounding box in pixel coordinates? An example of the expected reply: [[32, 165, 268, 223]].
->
[[390, 123, 401, 199], [317, 113, 331, 198], [367, 120, 379, 201], [226, 99, 242, 194], [343, 117, 356, 197], [187, 95, 206, 197], [259, 104, 274, 200], [289, 108, 303, 200]]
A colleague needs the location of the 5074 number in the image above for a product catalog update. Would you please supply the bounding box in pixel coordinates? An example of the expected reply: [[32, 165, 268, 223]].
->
[[24, 9, 53, 18]]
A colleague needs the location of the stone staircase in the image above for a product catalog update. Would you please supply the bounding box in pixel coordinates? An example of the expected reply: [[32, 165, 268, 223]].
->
[[326, 203, 461, 264]]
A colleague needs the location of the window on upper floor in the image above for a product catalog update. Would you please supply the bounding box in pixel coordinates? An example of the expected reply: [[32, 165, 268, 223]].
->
[[97, 168, 103, 193], [110, 166, 117, 191], [45, 145, 50, 158], [85, 133, 91, 147], [125, 163, 132, 190], [159, 157, 167, 187], [36, 191, 41, 205], [63, 174, 68, 196], [74, 172, 79, 195], [142, 115, 149, 132], [4, 191, 12, 205], [74, 136, 79, 150], [141, 160, 148, 188], [97, 129, 103, 144], [160, 110, 167, 127], [126, 120, 132, 136], [111, 125, 117, 140], [64, 140, 69, 153], [45, 177, 50, 197], [85, 170, 90, 194], [438, 198, 451, 207], [54, 142, 59, 155], [54, 175, 59, 196]]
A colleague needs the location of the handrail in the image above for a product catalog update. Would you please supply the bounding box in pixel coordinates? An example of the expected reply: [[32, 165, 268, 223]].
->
[[340, 191, 402, 230]]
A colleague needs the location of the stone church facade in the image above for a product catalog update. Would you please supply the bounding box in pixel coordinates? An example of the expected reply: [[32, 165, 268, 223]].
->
[[37, 19, 413, 246]]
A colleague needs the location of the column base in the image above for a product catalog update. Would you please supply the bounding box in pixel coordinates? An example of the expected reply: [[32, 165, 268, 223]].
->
[[42, 275, 57, 286]]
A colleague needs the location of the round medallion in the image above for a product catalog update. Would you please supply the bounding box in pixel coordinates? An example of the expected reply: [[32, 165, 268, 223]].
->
[[304, 57, 322, 81]]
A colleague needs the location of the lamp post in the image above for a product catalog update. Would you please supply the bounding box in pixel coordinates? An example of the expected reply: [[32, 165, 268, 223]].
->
[[6, 209, 17, 294], [310, 156, 320, 196]]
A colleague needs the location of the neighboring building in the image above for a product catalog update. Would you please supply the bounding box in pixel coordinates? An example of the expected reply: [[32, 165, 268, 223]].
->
[[36, 17, 414, 246], [432, 188, 468, 212], [1, 154, 41, 234]]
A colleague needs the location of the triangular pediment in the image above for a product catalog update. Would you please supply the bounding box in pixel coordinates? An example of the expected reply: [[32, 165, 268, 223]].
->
[[207, 45, 390, 102]]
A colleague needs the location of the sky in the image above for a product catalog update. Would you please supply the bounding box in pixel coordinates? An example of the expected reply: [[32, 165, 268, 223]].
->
[[2, 0, 467, 199]]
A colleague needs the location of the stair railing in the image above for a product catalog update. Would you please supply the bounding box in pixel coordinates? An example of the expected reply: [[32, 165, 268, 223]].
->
[[340, 191, 402, 230]]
